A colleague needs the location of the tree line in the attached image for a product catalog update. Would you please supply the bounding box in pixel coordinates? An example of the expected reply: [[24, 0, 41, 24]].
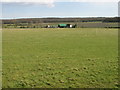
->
[[2, 17, 120, 24]]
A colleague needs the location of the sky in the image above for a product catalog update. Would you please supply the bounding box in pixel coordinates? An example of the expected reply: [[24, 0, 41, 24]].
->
[[0, 0, 119, 19]]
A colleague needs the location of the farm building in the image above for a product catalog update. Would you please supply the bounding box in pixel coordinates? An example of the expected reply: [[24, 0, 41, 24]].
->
[[45, 24, 76, 28], [58, 24, 73, 28]]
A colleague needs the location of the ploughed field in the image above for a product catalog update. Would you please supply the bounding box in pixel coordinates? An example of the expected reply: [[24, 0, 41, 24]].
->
[[2, 28, 118, 88]]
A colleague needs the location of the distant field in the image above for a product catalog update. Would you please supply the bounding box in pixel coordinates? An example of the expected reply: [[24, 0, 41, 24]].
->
[[2, 28, 118, 88], [3, 22, 118, 28]]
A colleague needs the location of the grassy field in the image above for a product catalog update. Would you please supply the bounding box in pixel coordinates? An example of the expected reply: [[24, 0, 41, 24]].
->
[[2, 28, 118, 88]]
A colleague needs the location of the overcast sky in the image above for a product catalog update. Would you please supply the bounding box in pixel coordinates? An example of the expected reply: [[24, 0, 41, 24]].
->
[[1, 0, 119, 19]]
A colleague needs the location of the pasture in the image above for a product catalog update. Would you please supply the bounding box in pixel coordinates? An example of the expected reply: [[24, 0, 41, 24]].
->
[[2, 28, 118, 88]]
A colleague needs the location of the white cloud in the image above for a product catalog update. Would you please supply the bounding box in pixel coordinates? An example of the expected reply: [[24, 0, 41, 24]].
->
[[2, 0, 56, 7], [57, 0, 119, 2], [2, 0, 55, 3], [1, 0, 119, 7], [2, 0, 119, 3], [69, 0, 119, 2]]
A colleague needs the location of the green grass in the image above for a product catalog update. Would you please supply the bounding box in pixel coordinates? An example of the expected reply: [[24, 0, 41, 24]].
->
[[2, 28, 118, 88]]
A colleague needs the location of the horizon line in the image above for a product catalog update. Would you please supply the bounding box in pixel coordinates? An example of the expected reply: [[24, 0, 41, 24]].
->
[[0, 16, 118, 20]]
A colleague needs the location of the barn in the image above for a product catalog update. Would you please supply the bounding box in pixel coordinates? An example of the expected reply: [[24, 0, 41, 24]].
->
[[58, 24, 67, 28], [45, 24, 76, 28], [58, 24, 73, 28]]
